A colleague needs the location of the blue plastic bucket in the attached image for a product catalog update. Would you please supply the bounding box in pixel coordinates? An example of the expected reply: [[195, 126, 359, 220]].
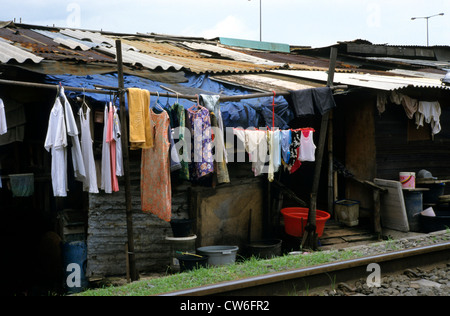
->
[[61, 241, 88, 294]]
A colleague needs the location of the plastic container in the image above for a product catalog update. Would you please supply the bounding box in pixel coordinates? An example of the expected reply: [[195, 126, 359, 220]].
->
[[419, 210, 450, 233], [403, 190, 423, 232], [247, 239, 282, 259], [281, 208, 331, 238], [61, 241, 88, 294], [170, 219, 195, 237], [400, 172, 416, 189], [334, 200, 360, 227], [9, 173, 34, 197], [178, 254, 208, 272], [196, 246, 239, 266], [422, 183, 446, 205], [165, 235, 197, 272]]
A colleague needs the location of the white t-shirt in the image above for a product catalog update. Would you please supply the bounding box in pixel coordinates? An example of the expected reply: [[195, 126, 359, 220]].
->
[[44, 98, 68, 197], [61, 88, 86, 182]]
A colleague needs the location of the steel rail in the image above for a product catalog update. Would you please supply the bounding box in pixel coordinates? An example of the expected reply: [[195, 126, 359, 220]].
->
[[161, 242, 450, 296]]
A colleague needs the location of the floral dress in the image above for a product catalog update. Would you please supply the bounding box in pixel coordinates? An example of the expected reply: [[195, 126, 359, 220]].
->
[[187, 106, 214, 180], [141, 109, 172, 222]]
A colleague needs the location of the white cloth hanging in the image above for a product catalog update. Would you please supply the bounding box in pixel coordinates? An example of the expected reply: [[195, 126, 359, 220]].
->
[[299, 130, 316, 162], [101, 104, 112, 193], [245, 130, 268, 177], [268, 130, 281, 182], [0, 98, 7, 135], [113, 105, 124, 177], [415, 101, 441, 135], [79, 105, 99, 193], [61, 87, 86, 182], [44, 97, 68, 197]]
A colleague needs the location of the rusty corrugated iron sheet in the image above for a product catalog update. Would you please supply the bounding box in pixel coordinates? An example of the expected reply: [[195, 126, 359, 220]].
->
[[117, 37, 283, 74], [0, 25, 114, 64]]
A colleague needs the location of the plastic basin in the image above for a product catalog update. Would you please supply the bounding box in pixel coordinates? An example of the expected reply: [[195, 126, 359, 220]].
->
[[178, 254, 208, 272], [196, 246, 239, 266], [247, 239, 282, 259], [281, 207, 331, 238]]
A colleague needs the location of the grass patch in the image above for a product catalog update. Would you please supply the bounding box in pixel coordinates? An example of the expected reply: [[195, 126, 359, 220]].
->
[[77, 249, 363, 296]]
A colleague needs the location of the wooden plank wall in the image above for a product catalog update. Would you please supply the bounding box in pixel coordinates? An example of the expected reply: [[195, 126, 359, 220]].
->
[[375, 89, 450, 181]]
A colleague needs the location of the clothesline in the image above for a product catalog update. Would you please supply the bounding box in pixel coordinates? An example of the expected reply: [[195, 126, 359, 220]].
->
[[0, 78, 347, 102]]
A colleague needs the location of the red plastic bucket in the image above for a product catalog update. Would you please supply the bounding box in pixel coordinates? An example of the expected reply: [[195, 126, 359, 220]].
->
[[281, 207, 330, 238]]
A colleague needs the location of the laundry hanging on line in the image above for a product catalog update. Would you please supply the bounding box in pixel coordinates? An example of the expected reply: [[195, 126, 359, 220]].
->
[[233, 127, 317, 182], [45, 87, 124, 197], [378, 91, 442, 136]]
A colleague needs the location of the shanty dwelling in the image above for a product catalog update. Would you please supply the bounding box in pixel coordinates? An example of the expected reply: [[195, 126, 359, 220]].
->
[[271, 42, 450, 235], [1, 20, 449, 296], [0, 21, 307, 295]]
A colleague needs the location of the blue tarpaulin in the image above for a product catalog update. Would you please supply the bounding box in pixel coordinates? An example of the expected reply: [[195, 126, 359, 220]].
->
[[44, 73, 294, 129]]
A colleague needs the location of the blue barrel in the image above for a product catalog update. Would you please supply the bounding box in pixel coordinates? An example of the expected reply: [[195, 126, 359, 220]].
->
[[403, 191, 423, 232], [61, 241, 88, 294]]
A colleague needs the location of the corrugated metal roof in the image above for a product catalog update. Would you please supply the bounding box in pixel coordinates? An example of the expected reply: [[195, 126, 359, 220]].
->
[[220, 37, 291, 53], [97, 45, 185, 71], [0, 38, 43, 63], [211, 73, 321, 93], [0, 26, 114, 63], [117, 37, 282, 74], [181, 41, 285, 66], [271, 69, 450, 91], [33, 29, 92, 51]]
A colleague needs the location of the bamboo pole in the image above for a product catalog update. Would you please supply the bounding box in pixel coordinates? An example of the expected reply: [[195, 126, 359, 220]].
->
[[0, 78, 346, 102], [116, 39, 138, 282], [0, 78, 115, 95], [302, 47, 338, 251]]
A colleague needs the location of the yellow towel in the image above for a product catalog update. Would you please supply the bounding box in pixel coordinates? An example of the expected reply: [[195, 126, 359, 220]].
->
[[127, 88, 153, 149]]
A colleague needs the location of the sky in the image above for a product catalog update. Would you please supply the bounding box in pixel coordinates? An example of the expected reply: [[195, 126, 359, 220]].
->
[[1, 0, 450, 48]]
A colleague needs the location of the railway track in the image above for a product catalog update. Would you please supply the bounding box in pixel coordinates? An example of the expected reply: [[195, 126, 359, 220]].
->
[[162, 242, 450, 297]]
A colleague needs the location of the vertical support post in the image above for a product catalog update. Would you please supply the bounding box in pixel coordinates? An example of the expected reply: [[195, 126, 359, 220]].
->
[[373, 189, 382, 240], [328, 110, 334, 217], [302, 46, 338, 250], [116, 39, 138, 282]]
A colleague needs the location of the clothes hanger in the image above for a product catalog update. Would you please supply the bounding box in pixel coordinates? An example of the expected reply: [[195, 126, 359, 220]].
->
[[79, 88, 90, 120], [188, 94, 203, 112], [164, 93, 171, 109], [153, 92, 165, 112]]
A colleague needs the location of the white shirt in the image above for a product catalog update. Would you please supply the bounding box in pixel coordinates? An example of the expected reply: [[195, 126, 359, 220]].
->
[[79, 105, 99, 193], [61, 87, 86, 182], [44, 97, 68, 197], [0, 98, 7, 135]]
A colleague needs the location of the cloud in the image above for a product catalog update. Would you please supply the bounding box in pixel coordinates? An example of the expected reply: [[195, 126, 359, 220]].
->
[[183, 15, 257, 40]]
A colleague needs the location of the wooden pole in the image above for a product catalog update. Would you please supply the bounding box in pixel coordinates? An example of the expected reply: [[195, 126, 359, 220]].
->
[[328, 110, 334, 217], [302, 46, 338, 251], [116, 39, 138, 282]]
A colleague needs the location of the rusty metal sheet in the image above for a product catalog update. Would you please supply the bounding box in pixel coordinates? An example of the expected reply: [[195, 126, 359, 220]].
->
[[0, 38, 43, 64], [0, 26, 115, 64]]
